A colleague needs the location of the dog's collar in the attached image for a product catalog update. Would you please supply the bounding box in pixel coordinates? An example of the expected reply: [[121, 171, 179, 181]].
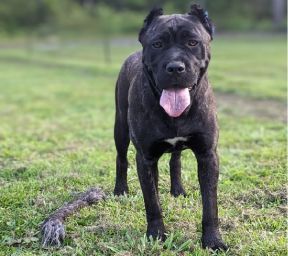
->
[[142, 62, 162, 99]]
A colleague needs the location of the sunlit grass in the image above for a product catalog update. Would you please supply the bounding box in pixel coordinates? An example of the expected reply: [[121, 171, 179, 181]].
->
[[0, 34, 286, 255]]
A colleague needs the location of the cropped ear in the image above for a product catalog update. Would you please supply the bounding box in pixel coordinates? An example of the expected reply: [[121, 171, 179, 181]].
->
[[188, 4, 214, 40], [139, 7, 163, 43]]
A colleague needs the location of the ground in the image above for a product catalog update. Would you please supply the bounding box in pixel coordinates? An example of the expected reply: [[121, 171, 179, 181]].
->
[[0, 34, 286, 256]]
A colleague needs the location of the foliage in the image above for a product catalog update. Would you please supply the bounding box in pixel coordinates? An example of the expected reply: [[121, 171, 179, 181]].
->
[[0, 0, 286, 35], [0, 0, 52, 32]]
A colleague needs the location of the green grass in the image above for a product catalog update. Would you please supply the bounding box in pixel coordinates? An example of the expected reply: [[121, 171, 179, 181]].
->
[[0, 34, 286, 255], [210, 35, 286, 101]]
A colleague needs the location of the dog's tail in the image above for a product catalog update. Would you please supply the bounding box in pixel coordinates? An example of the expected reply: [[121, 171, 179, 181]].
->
[[41, 187, 106, 247]]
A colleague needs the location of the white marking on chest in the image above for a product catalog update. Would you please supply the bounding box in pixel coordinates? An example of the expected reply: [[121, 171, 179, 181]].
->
[[164, 137, 188, 146]]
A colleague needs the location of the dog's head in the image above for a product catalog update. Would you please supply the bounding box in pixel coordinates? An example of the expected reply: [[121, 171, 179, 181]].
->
[[139, 4, 214, 118]]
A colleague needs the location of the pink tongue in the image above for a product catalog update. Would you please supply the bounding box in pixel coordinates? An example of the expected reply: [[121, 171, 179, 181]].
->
[[160, 88, 190, 117]]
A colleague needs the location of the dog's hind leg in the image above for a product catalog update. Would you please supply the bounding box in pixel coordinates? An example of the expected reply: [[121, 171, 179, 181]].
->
[[169, 151, 186, 197], [113, 72, 130, 196], [114, 117, 129, 196]]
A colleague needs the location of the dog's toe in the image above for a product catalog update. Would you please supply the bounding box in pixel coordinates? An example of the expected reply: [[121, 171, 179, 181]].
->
[[147, 219, 166, 241], [113, 186, 129, 196], [202, 235, 228, 251], [170, 186, 187, 197]]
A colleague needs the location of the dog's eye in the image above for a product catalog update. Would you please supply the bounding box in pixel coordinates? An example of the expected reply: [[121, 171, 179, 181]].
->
[[152, 41, 163, 49], [187, 40, 198, 47]]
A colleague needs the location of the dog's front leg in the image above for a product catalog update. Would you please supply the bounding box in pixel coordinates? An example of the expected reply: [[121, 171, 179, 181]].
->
[[136, 152, 166, 240], [195, 149, 228, 251]]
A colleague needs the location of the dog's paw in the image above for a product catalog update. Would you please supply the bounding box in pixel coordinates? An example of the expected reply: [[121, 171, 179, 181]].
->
[[147, 219, 166, 241], [113, 185, 129, 196], [170, 186, 187, 197], [202, 234, 228, 251], [41, 218, 65, 247]]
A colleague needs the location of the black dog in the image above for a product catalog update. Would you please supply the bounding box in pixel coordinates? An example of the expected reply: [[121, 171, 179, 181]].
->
[[40, 4, 228, 251], [113, 5, 227, 251]]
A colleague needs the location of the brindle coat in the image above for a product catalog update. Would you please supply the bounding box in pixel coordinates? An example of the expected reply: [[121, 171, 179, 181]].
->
[[113, 5, 227, 251]]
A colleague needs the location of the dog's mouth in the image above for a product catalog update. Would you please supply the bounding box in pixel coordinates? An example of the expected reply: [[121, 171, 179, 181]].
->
[[160, 87, 191, 118], [188, 83, 197, 91]]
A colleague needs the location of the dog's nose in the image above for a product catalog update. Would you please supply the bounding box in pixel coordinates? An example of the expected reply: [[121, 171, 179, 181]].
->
[[166, 61, 186, 74]]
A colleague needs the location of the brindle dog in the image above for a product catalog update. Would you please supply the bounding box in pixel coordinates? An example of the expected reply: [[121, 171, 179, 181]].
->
[[41, 4, 228, 251], [113, 5, 228, 251]]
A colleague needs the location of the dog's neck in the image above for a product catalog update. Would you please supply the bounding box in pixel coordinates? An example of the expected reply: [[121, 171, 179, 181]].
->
[[142, 62, 162, 99]]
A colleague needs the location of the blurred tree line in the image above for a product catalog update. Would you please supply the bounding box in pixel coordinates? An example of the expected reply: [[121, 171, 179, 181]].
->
[[0, 0, 286, 36]]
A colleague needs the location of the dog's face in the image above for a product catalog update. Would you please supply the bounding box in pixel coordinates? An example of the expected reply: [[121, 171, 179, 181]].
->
[[139, 5, 214, 117]]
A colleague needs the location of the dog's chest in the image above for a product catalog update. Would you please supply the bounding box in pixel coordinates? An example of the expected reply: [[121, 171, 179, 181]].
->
[[159, 136, 191, 153], [164, 136, 188, 146]]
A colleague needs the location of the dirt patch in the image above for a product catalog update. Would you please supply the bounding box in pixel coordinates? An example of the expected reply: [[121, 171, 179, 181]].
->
[[215, 92, 287, 123], [235, 187, 287, 208]]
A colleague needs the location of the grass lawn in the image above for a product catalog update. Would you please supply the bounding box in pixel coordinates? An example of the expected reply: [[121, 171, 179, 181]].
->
[[0, 34, 286, 255]]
